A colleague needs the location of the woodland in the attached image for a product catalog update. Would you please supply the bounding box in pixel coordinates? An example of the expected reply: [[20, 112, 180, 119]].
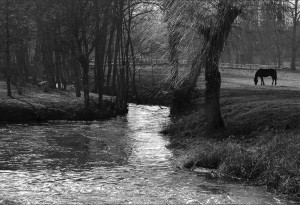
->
[[0, 0, 299, 200], [0, 0, 299, 126]]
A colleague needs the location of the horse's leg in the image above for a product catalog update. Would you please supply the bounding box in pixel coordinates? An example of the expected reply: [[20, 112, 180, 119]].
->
[[272, 77, 274, 85]]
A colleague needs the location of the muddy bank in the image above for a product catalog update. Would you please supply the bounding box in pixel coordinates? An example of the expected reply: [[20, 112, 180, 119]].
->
[[0, 100, 116, 122], [0, 83, 119, 122]]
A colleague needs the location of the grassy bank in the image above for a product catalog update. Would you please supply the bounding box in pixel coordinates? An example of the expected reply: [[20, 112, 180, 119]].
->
[[0, 81, 117, 122], [162, 68, 300, 201]]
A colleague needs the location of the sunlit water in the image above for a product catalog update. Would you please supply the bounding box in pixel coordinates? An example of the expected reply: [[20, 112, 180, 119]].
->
[[0, 104, 296, 204]]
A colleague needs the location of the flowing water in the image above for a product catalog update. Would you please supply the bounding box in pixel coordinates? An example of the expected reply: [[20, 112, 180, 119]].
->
[[0, 104, 296, 204]]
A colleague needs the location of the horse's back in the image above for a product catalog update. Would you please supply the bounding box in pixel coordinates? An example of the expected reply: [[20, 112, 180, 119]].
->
[[258, 68, 276, 72], [257, 68, 276, 76]]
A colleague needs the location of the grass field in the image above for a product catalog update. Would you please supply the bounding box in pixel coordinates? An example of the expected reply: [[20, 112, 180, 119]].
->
[[137, 64, 300, 89], [220, 68, 299, 89], [144, 65, 300, 201]]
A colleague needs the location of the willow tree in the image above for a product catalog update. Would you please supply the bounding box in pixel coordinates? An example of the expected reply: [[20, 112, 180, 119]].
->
[[165, 0, 245, 130], [203, 2, 242, 129], [163, 0, 182, 83]]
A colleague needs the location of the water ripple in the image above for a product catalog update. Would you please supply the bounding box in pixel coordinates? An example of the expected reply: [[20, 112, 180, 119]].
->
[[0, 104, 294, 204]]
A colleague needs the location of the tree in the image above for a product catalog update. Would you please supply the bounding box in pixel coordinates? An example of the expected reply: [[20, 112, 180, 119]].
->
[[284, 0, 300, 70], [163, 0, 182, 83], [203, 2, 242, 130], [5, 0, 12, 97], [261, 1, 286, 67], [0, 0, 34, 96], [94, 0, 109, 108], [164, 0, 244, 130], [66, 0, 96, 108]]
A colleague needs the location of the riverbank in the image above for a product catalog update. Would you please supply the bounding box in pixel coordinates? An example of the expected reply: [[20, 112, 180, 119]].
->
[[131, 67, 300, 201], [0, 81, 117, 122], [0, 104, 288, 205], [163, 82, 300, 200]]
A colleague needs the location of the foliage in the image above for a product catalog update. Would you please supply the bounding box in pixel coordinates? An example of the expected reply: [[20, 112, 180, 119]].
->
[[0, 0, 164, 109]]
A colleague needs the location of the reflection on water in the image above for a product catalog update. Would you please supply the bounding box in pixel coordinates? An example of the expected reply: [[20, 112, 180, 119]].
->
[[0, 104, 295, 204]]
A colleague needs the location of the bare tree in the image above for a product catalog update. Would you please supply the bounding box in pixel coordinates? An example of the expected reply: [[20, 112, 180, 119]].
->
[[67, 0, 96, 108], [285, 0, 300, 70], [5, 0, 12, 97]]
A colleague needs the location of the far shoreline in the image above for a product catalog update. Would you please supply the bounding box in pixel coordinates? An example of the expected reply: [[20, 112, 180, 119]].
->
[[0, 81, 122, 123]]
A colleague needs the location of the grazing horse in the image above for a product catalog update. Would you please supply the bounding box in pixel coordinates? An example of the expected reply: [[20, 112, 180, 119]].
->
[[254, 69, 277, 85]]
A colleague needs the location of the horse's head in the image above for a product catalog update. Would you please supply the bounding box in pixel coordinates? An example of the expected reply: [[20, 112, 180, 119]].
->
[[254, 78, 258, 85]]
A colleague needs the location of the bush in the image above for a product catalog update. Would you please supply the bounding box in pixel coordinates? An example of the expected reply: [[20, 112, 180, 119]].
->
[[182, 133, 300, 199]]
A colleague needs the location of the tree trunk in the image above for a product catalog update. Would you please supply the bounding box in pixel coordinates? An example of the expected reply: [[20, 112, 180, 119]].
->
[[129, 29, 138, 99], [95, 0, 109, 108], [5, 0, 12, 97], [106, 24, 116, 90], [112, 8, 122, 95], [61, 51, 68, 90], [54, 43, 62, 89], [124, 1, 132, 104], [112, 38, 120, 95], [291, 0, 298, 71], [275, 32, 282, 68], [204, 3, 242, 130], [79, 56, 90, 108], [205, 65, 224, 130], [291, 26, 297, 70], [119, 20, 126, 108], [167, 23, 181, 83], [72, 47, 81, 97]]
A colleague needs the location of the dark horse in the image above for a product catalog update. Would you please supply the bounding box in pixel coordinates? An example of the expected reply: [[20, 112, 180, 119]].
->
[[254, 69, 277, 85]]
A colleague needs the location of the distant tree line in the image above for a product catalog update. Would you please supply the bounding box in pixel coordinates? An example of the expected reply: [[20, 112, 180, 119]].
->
[[224, 0, 300, 71]]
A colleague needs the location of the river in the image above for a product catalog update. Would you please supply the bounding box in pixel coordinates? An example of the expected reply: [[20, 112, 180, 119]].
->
[[0, 104, 296, 204]]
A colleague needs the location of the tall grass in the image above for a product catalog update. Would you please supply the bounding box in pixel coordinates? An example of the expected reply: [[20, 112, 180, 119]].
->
[[163, 87, 300, 200], [170, 132, 300, 199]]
